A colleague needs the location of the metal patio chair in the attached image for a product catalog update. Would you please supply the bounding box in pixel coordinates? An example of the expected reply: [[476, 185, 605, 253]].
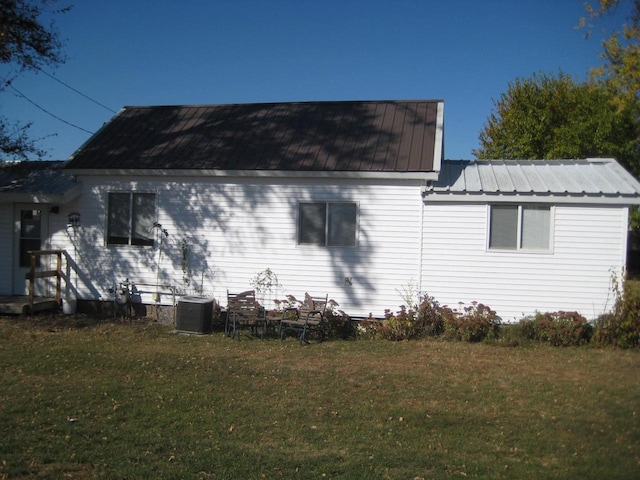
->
[[279, 293, 328, 344], [226, 290, 266, 339]]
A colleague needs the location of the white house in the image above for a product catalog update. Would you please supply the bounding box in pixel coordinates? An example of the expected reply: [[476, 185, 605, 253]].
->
[[2, 100, 639, 321]]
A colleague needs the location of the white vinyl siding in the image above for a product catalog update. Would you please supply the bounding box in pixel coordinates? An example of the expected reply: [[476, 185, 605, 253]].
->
[[422, 202, 627, 321], [42, 173, 631, 322], [50, 176, 423, 317]]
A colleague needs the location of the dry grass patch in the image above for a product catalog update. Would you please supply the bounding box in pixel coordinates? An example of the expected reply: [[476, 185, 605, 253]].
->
[[0, 315, 638, 479]]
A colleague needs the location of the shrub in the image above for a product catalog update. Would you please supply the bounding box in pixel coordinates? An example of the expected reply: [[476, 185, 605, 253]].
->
[[525, 311, 592, 347], [417, 294, 445, 337], [377, 305, 423, 341], [495, 322, 534, 347], [355, 294, 445, 341], [441, 301, 499, 342], [324, 300, 354, 339], [593, 273, 640, 348], [357, 296, 499, 342]]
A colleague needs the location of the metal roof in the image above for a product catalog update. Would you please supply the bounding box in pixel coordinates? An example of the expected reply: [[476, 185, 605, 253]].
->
[[426, 158, 640, 204], [65, 100, 443, 174], [0, 161, 81, 203]]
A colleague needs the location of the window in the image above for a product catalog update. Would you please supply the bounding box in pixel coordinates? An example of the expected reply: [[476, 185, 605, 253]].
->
[[19, 209, 42, 267], [489, 205, 550, 251], [298, 202, 357, 247], [107, 192, 155, 246]]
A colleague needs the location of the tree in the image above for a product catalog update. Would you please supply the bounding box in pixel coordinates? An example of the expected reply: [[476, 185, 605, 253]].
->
[[581, 0, 639, 111], [0, 0, 70, 160], [473, 72, 640, 175]]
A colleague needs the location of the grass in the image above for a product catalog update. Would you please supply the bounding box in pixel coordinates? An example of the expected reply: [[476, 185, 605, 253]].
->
[[0, 315, 639, 479]]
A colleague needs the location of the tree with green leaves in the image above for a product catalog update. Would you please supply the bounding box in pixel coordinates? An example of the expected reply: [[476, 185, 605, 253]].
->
[[581, 0, 639, 111], [0, 0, 70, 160], [473, 72, 639, 174]]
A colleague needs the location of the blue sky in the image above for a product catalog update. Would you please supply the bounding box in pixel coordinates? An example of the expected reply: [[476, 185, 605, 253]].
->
[[0, 0, 629, 161]]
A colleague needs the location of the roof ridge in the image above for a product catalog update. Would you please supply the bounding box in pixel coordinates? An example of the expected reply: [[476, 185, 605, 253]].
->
[[121, 99, 445, 110]]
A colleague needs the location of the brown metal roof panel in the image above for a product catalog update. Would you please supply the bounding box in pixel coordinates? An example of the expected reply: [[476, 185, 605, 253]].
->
[[206, 104, 263, 169], [301, 103, 336, 170], [357, 102, 387, 171], [257, 103, 304, 170], [127, 107, 176, 160], [421, 102, 437, 171], [367, 102, 396, 171], [66, 100, 442, 173], [407, 102, 427, 171], [166, 107, 212, 156], [392, 104, 412, 171], [354, 102, 385, 171], [338, 103, 374, 170], [284, 103, 316, 170], [245, 105, 284, 170], [296, 103, 328, 170]]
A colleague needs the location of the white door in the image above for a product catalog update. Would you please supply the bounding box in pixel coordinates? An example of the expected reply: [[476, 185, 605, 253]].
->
[[13, 204, 49, 296]]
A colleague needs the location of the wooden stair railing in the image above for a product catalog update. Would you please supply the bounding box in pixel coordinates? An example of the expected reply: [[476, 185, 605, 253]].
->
[[25, 250, 65, 313]]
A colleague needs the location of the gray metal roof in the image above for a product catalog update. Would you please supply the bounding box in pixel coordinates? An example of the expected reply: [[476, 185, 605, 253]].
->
[[0, 161, 81, 203], [64, 100, 444, 175], [426, 158, 640, 204]]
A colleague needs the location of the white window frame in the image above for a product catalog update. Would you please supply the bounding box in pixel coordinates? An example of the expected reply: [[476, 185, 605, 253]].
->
[[106, 192, 156, 247], [487, 204, 553, 252], [298, 201, 358, 247]]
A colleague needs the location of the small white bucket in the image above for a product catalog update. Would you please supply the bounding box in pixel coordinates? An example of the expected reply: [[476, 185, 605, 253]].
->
[[63, 298, 77, 315]]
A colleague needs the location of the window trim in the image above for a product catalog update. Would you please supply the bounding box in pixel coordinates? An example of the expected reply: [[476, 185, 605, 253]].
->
[[487, 204, 553, 253], [106, 191, 157, 247], [297, 201, 358, 247]]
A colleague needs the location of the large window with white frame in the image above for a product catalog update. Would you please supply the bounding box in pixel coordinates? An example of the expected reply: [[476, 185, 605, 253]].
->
[[107, 192, 156, 246], [488, 204, 551, 251], [298, 202, 357, 247]]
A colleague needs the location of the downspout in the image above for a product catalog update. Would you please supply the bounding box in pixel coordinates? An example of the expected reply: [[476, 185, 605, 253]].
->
[[621, 206, 630, 277]]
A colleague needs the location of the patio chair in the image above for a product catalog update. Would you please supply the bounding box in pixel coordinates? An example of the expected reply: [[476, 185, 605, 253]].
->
[[279, 293, 328, 344], [226, 290, 266, 339]]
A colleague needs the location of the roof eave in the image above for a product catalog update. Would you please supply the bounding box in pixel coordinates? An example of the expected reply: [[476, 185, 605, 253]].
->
[[422, 191, 640, 205], [0, 182, 82, 204]]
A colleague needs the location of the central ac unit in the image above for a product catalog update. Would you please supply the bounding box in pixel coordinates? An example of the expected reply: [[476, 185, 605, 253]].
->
[[176, 296, 214, 334]]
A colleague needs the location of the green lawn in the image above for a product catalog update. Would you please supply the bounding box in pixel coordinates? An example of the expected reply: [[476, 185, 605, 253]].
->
[[1, 315, 638, 479]]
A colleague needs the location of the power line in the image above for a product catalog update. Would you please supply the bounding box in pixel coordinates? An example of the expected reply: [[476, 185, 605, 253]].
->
[[36, 67, 117, 114], [4, 80, 95, 135]]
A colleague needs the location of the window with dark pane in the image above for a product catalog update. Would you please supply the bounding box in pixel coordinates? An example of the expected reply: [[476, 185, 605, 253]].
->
[[489, 205, 518, 250], [328, 203, 357, 246], [19, 209, 42, 267], [298, 203, 326, 245], [489, 204, 550, 251], [298, 202, 357, 247], [107, 192, 156, 246]]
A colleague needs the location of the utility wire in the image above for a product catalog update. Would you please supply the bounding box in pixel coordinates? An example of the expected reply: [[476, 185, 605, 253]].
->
[[36, 67, 117, 114], [4, 80, 95, 135]]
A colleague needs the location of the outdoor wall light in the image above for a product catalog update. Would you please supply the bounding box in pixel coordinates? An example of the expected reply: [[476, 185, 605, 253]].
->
[[67, 212, 81, 229]]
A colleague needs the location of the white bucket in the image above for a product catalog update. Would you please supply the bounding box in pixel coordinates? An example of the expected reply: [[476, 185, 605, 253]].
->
[[63, 298, 77, 315]]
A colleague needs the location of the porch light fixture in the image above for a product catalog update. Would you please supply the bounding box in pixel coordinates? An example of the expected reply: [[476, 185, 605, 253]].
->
[[67, 212, 81, 229]]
